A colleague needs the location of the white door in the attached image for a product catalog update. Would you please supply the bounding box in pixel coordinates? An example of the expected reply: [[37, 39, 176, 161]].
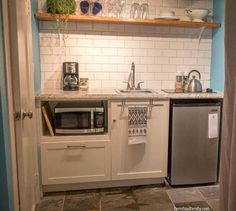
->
[[3, 0, 39, 210]]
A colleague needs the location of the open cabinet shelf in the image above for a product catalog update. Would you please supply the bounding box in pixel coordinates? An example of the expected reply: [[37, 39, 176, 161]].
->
[[35, 12, 221, 28]]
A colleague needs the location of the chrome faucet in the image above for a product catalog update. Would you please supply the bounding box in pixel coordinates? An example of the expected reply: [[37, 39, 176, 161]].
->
[[123, 62, 144, 90], [131, 62, 135, 89]]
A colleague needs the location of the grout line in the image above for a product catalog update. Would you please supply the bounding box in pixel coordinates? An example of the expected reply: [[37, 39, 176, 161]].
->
[[197, 188, 216, 211], [61, 194, 66, 211]]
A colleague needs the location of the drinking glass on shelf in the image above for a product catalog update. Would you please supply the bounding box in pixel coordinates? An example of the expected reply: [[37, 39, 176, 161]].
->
[[140, 3, 149, 19], [130, 2, 140, 19], [118, 0, 126, 17]]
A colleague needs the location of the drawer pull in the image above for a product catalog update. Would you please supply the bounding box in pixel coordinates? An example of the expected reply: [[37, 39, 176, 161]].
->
[[67, 145, 86, 150]]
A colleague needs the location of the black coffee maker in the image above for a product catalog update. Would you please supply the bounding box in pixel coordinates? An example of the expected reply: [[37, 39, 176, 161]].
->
[[62, 62, 79, 91]]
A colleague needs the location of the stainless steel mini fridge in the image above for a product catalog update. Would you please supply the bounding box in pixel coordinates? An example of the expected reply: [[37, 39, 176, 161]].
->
[[168, 99, 222, 186]]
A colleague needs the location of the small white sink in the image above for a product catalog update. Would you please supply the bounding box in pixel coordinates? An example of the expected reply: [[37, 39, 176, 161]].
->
[[117, 89, 154, 94]]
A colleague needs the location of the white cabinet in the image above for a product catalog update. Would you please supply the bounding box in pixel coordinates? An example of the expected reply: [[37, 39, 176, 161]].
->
[[111, 100, 169, 180], [41, 140, 111, 185]]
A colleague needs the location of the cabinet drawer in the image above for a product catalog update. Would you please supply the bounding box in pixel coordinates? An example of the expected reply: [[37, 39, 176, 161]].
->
[[41, 140, 111, 185]]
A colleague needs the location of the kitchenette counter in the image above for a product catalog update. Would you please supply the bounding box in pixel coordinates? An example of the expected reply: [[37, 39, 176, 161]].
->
[[36, 88, 223, 101]]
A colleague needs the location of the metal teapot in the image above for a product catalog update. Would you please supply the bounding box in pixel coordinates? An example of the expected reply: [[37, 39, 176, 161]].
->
[[187, 70, 202, 93]]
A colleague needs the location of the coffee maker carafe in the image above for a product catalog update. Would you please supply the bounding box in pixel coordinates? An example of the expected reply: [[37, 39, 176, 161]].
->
[[63, 62, 79, 91]]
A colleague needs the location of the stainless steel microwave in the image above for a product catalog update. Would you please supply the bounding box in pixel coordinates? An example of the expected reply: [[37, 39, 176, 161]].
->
[[54, 101, 107, 135]]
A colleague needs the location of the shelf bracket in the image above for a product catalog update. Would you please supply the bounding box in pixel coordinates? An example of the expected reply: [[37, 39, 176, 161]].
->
[[198, 26, 206, 45]]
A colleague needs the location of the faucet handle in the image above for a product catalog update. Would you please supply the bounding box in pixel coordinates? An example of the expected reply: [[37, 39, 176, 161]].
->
[[123, 81, 131, 90], [137, 81, 144, 90]]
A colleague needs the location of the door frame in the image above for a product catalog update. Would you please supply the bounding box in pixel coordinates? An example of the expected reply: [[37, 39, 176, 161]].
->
[[1, 0, 20, 210], [1, 0, 40, 210]]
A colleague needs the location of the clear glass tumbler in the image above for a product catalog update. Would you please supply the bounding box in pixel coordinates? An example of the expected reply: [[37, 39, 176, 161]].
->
[[130, 2, 140, 19], [140, 3, 149, 19]]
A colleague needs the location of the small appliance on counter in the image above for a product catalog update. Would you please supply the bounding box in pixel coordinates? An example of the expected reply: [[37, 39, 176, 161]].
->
[[173, 70, 203, 93], [62, 62, 79, 91], [54, 100, 108, 135], [187, 70, 203, 92]]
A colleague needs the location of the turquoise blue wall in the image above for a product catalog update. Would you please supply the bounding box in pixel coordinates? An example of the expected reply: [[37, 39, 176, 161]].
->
[[211, 0, 225, 92], [0, 1, 13, 210], [31, 0, 41, 91]]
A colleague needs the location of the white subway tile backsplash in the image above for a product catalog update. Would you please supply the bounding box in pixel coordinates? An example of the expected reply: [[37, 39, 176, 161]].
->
[[124, 56, 140, 64], [110, 40, 125, 48], [77, 39, 93, 47], [101, 64, 117, 72], [156, 73, 169, 80], [170, 57, 184, 65], [94, 39, 110, 48], [155, 57, 170, 65], [102, 80, 117, 88], [198, 58, 211, 66], [94, 56, 110, 64], [133, 49, 148, 56], [163, 0, 178, 7], [86, 64, 102, 72], [178, 0, 192, 8], [109, 73, 125, 80], [70, 47, 87, 55], [184, 58, 197, 65], [155, 41, 170, 49], [146, 81, 162, 89], [79, 56, 94, 63], [117, 48, 133, 56], [110, 56, 125, 64], [40, 47, 52, 55], [163, 49, 177, 57], [140, 41, 156, 49], [147, 65, 162, 72], [124, 40, 140, 48], [169, 41, 184, 50], [117, 64, 130, 72], [39, 0, 213, 90], [147, 49, 163, 56], [86, 48, 102, 56], [89, 80, 102, 88], [94, 72, 110, 80], [162, 65, 177, 73], [140, 57, 155, 65], [140, 73, 156, 80], [177, 49, 192, 57]]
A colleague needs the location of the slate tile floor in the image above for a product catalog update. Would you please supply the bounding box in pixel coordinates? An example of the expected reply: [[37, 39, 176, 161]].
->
[[36, 184, 219, 211]]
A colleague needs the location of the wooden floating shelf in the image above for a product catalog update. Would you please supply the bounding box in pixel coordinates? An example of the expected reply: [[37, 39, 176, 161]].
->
[[35, 12, 221, 28]]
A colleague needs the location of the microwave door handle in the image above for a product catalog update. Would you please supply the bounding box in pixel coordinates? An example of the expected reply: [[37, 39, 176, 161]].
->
[[91, 111, 94, 129]]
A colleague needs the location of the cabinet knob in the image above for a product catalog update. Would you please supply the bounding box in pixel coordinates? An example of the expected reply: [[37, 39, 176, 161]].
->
[[113, 119, 116, 123]]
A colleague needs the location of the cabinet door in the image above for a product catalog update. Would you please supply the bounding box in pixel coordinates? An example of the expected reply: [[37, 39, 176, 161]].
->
[[41, 140, 111, 185], [111, 101, 169, 180]]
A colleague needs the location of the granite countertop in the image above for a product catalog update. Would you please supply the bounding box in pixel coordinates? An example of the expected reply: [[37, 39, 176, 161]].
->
[[36, 88, 223, 101]]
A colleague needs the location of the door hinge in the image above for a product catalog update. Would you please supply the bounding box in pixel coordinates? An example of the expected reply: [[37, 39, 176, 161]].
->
[[14, 111, 33, 121], [14, 112, 21, 121]]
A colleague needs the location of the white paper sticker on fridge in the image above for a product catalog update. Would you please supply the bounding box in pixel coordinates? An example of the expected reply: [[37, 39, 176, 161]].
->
[[208, 113, 218, 139]]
